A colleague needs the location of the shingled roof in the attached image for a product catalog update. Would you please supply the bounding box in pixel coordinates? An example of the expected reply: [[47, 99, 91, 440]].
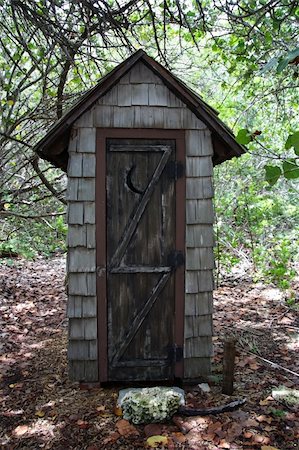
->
[[35, 49, 245, 171]]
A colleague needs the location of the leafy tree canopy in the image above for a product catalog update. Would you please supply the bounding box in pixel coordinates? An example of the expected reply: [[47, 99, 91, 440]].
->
[[0, 0, 298, 283]]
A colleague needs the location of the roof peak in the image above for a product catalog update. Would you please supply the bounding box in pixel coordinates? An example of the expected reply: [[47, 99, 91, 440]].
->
[[35, 50, 245, 170]]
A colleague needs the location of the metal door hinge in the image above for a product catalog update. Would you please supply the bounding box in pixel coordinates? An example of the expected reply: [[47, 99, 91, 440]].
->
[[168, 344, 184, 363], [166, 161, 184, 180], [167, 250, 185, 269]]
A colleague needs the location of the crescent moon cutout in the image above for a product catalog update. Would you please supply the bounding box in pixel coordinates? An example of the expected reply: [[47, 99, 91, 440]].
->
[[126, 165, 144, 195]]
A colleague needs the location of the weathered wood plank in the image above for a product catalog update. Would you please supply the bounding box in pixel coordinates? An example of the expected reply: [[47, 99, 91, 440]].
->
[[67, 296, 82, 318], [68, 273, 96, 296], [78, 128, 96, 153], [68, 202, 84, 225], [77, 179, 95, 201], [165, 108, 182, 128], [113, 107, 134, 127], [184, 357, 211, 378], [84, 202, 95, 224], [99, 85, 118, 105], [68, 248, 96, 272], [68, 341, 88, 359], [148, 84, 169, 106], [67, 225, 86, 247], [198, 270, 214, 292], [74, 109, 93, 128], [182, 109, 206, 130], [185, 270, 214, 293], [129, 61, 162, 84], [184, 315, 213, 339], [184, 336, 213, 358], [68, 154, 82, 177], [68, 129, 78, 153], [69, 319, 84, 339], [117, 84, 132, 106], [84, 361, 98, 381], [185, 271, 198, 294], [186, 157, 213, 177], [131, 84, 149, 105], [186, 199, 214, 224], [82, 296, 97, 317], [67, 178, 78, 201], [69, 360, 85, 380], [88, 340, 98, 359], [186, 224, 215, 247], [186, 247, 214, 270], [84, 318, 97, 340], [94, 105, 113, 127], [168, 90, 186, 108], [186, 177, 214, 200], [68, 340, 98, 360], [119, 71, 130, 84], [185, 130, 213, 156], [82, 154, 96, 177], [185, 292, 213, 316], [86, 273, 97, 296], [86, 224, 96, 248], [133, 106, 164, 128]]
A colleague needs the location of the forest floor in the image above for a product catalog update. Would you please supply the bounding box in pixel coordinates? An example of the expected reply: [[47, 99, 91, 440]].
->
[[0, 256, 298, 450]]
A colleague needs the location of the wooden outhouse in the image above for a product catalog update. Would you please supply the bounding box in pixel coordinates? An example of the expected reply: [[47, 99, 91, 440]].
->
[[36, 50, 244, 383]]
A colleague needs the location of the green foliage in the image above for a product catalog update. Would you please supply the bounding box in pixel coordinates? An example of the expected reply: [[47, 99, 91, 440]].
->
[[214, 156, 298, 289], [270, 408, 287, 418], [285, 131, 299, 154], [265, 165, 282, 186], [0, 215, 67, 259], [236, 129, 252, 145]]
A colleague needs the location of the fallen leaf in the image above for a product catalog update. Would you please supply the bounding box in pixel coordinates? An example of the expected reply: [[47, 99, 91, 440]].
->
[[243, 431, 253, 439], [76, 419, 89, 429], [260, 396, 274, 406], [96, 405, 106, 412], [102, 432, 120, 445], [113, 405, 122, 416], [171, 432, 187, 444], [116, 419, 139, 437], [261, 447, 280, 450], [249, 362, 260, 370], [35, 410, 45, 418], [253, 434, 270, 444], [146, 435, 168, 448], [256, 415, 272, 424], [12, 425, 29, 436], [227, 422, 243, 439], [144, 424, 163, 437], [219, 439, 230, 448], [244, 418, 259, 427]]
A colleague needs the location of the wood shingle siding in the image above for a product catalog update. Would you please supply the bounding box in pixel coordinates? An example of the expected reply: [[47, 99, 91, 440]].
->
[[186, 224, 215, 247], [185, 292, 213, 316], [186, 199, 214, 224]]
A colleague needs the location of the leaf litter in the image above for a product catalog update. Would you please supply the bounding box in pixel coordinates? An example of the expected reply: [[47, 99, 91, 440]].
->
[[0, 257, 298, 449]]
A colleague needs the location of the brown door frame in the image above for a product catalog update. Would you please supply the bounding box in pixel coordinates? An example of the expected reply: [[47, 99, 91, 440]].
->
[[96, 128, 185, 382]]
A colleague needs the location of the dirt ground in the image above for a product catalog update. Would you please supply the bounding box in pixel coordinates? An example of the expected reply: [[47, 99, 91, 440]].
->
[[0, 256, 298, 450]]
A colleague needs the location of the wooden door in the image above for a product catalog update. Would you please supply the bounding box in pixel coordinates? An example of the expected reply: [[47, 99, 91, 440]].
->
[[106, 138, 183, 381]]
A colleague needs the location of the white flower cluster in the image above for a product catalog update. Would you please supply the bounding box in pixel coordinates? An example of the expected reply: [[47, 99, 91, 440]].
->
[[121, 387, 182, 424]]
